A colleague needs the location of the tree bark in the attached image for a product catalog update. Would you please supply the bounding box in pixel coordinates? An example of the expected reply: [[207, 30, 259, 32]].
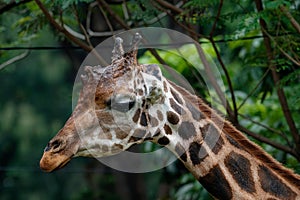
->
[[254, 0, 300, 160]]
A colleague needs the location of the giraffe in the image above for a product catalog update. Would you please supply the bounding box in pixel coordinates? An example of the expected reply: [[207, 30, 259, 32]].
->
[[40, 33, 300, 199]]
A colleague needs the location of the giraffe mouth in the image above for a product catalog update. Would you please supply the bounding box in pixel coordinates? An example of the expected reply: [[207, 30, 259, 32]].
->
[[54, 156, 72, 171], [40, 152, 74, 172]]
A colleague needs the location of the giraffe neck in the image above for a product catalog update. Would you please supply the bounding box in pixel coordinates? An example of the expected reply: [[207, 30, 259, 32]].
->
[[157, 80, 300, 199]]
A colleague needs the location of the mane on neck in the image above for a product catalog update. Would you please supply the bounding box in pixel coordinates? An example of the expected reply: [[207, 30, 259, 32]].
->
[[167, 80, 300, 188]]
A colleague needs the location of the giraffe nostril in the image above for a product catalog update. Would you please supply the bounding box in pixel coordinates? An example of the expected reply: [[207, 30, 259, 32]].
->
[[44, 143, 51, 152], [51, 140, 62, 151], [43, 140, 63, 153]]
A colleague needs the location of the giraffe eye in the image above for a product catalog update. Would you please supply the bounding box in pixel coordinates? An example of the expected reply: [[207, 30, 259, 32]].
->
[[106, 95, 136, 113]]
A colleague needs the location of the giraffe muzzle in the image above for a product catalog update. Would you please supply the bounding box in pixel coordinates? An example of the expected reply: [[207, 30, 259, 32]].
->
[[40, 137, 79, 172]]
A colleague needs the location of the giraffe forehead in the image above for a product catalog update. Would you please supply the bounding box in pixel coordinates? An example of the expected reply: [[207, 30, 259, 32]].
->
[[93, 68, 135, 96]]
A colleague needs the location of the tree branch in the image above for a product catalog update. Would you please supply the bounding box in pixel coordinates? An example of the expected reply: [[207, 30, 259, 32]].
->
[[97, 0, 169, 67], [0, 50, 30, 70], [96, 0, 129, 29], [154, 0, 183, 14], [97, 3, 114, 35], [209, 38, 238, 122], [209, 0, 239, 122], [209, 0, 238, 123], [154, 1, 234, 118], [237, 68, 270, 110], [209, 0, 223, 37], [0, 0, 32, 15], [34, 0, 92, 52], [203, 0, 237, 121], [239, 113, 293, 148], [73, 4, 93, 47], [236, 124, 299, 160], [261, 28, 300, 67], [151, 2, 206, 39], [280, 5, 300, 34], [255, 0, 300, 156], [194, 41, 231, 113]]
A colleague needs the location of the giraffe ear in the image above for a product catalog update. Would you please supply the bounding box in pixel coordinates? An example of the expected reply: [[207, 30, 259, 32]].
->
[[111, 37, 124, 63], [130, 33, 142, 59], [112, 33, 142, 66], [125, 33, 142, 66]]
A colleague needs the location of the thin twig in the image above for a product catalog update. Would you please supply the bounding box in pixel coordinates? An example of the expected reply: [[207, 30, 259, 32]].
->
[[239, 113, 292, 148], [97, 0, 167, 66], [97, 3, 114, 35], [35, 0, 108, 65], [73, 4, 93, 47], [209, 39, 238, 121], [152, 2, 206, 39], [154, 0, 183, 14], [280, 5, 300, 34], [96, 0, 129, 29], [194, 41, 231, 112], [236, 124, 298, 159], [152, 1, 233, 115], [237, 68, 270, 110], [209, 0, 223, 37], [208, 0, 238, 122], [262, 28, 300, 67], [0, 50, 30, 70]]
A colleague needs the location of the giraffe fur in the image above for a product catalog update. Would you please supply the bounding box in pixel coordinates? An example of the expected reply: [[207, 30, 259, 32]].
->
[[40, 33, 300, 200]]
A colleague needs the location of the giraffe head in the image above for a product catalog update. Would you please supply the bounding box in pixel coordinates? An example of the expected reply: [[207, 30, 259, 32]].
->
[[40, 33, 169, 172]]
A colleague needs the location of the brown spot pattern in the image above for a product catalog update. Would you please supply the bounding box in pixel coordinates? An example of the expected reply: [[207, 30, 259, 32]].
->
[[178, 121, 196, 140], [175, 143, 187, 162], [133, 129, 146, 138], [171, 89, 183, 104], [188, 141, 207, 165], [186, 101, 203, 121], [152, 69, 161, 81], [140, 112, 148, 126], [164, 124, 172, 135], [157, 110, 163, 121], [145, 65, 161, 81], [200, 123, 224, 154], [112, 144, 123, 153], [169, 98, 185, 115], [224, 152, 256, 193], [102, 144, 109, 152], [157, 136, 170, 146], [138, 89, 143, 96], [129, 129, 146, 142], [149, 114, 159, 127], [132, 108, 141, 123], [144, 132, 153, 141], [167, 111, 180, 125], [115, 128, 128, 139], [163, 81, 168, 92], [258, 165, 297, 199], [199, 165, 233, 200]]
